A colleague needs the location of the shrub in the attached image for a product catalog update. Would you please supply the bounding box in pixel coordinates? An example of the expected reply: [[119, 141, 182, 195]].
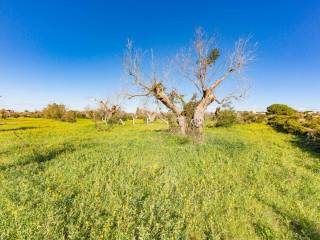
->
[[255, 113, 267, 123], [42, 103, 66, 120], [285, 119, 307, 134], [0, 109, 8, 119], [108, 112, 124, 124], [304, 116, 320, 131], [181, 97, 198, 125], [268, 115, 306, 135], [167, 113, 180, 133], [120, 112, 132, 121], [62, 111, 77, 123], [83, 108, 96, 119], [75, 111, 87, 119], [42, 103, 77, 123], [306, 130, 320, 152], [237, 111, 267, 124], [215, 109, 237, 127], [28, 111, 43, 118], [266, 104, 296, 116]]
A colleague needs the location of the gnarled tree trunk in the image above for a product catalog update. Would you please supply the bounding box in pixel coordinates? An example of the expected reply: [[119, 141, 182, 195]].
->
[[193, 108, 205, 135], [192, 90, 215, 135], [177, 116, 187, 135], [153, 85, 187, 135]]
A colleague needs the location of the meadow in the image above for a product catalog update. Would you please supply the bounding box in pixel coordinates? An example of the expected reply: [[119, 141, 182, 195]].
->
[[0, 118, 319, 239]]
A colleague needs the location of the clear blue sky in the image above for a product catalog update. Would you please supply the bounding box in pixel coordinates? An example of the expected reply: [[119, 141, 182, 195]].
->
[[0, 0, 319, 111]]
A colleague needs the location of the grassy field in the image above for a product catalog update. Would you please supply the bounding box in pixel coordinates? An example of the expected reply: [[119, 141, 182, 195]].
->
[[0, 118, 319, 239]]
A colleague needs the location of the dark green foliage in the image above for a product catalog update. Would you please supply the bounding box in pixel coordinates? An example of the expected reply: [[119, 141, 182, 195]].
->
[[206, 48, 220, 65], [267, 104, 296, 116], [268, 115, 306, 135], [215, 109, 237, 127], [305, 130, 320, 152], [267, 104, 320, 152], [285, 119, 308, 134], [75, 111, 87, 119], [108, 111, 125, 124], [267, 103, 304, 136], [181, 95, 198, 124], [304, 115, 320, 131]]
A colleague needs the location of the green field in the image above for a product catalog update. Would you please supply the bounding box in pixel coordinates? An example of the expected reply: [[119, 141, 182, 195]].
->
[[0, 118, 319, 239]]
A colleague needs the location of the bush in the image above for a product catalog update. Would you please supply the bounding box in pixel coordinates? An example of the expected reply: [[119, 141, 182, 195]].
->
[[42, 103, 66, 120], [267, 105, 320, 153], [304, 116, 320, 131], [85, 109, 97, 119], [62, 111, 77, 123], [108, 112, 123, 124], [28, 111, 43, 118], [42, 103, 77, 123], [268, 115, 307, 135], [120, 112, 132, 122], [267, 104, 296, 116], [285, 119, 307, 134], [181, 97, 198, 125], [215, 109, 237, 127], [167, 113, 180, 133], [237, 111, 267, 124], [0, 109, 8, 119], [306, 130, 320, 152]]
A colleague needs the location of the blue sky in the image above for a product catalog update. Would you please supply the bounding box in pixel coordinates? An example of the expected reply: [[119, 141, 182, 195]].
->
[[0, 0, 319, 112]]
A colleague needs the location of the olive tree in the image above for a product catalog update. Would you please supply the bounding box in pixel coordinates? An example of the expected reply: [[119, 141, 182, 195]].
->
[[124, 28, 255, 136]]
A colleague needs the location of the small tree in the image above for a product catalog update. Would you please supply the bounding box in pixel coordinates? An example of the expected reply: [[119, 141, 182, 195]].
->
[[136, 108, 158, 124], [0, 109, 8, 119], [93, 99, 124, 125], [267, 104, 296, 116], [42, 103, 66, 120], [124, 28, 255, 136], [215, 109, 237, 127], [62, 111, 77, 122]]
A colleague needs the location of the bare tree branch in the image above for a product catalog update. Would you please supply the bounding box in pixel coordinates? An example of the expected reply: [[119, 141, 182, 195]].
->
[[123, 28, 256, 135]]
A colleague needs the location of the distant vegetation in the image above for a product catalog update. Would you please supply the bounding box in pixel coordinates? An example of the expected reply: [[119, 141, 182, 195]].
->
[[42, 103, 77, 122], [267, 104, 320, 152], [1, 102, 319, 152], [214, 109, 238, 127]]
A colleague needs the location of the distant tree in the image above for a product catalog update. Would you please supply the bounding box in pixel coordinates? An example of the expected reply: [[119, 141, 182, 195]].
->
[[215, 109, 237, 127], [124, 28, 255, 136], [42, 103, 66, 120], [62, 111, 77, 122], [0, 109, 8, 119], [136, 108, 157, 124], [93, 99, 124, 125], [267, 104, 296, 116]]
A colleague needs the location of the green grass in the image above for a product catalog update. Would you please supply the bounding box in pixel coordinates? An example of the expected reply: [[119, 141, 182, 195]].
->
[[0, 118, 319, 239]]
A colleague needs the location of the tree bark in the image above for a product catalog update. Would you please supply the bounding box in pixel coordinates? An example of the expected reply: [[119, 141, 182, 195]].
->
[[152, 85, 187, 135], [177, 116, 187, 135], [193, 108, 205, 134], [192, 90, 216, 135], [153, 86, 181, 116]]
